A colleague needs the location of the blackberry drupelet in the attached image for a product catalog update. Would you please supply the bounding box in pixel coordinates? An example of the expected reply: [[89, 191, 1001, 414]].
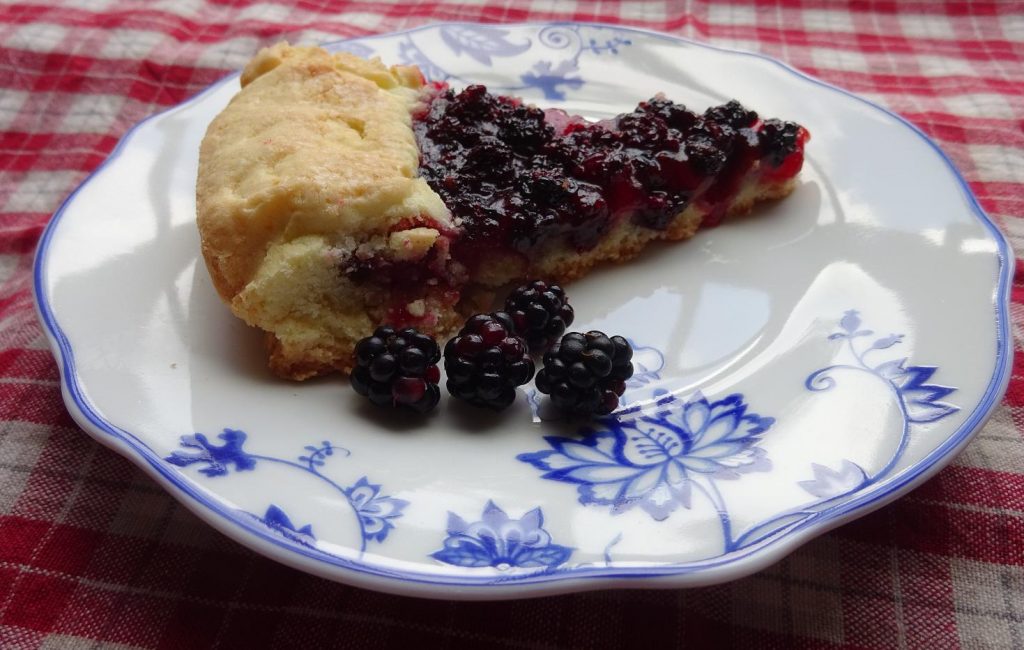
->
[[535, 331, 634, 417], [444, 313, 535, 410], [703, 100, 758, 130], [759, 118, 803, 167], [504, 280, 575, 353], [350, 326, 441, 413]]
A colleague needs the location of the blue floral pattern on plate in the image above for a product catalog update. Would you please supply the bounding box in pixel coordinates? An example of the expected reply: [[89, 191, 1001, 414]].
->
[[166, 432, 407, 552], [432, 501, 572, 569], [384, 23, 633, 99], [519, 392, 773, 522], [166, 429, 255, 477], [163, 310, 960, 566], [800, 309, 959, 494], [810, 310, 958, 424], [343, 477, 407, 544], [438, 25, 531, 65], [717, 310, 962, 552], [250, 504, 316, 548], [520, 310, 961, 558]]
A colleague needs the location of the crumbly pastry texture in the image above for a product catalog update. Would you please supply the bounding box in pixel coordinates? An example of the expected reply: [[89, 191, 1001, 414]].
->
[[197, 43, 454, 379], [197, 42, 806, 380]]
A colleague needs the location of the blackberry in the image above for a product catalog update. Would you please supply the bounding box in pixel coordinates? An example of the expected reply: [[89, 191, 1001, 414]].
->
[[535, 331, 634, 417], [759, 118, 802, 167], [639, 96, 698, 132], [504, 280, 575, 352], [350, 326, 441, 414], [684, 133, 728, 176], [444, 313, 535, 410], [616, 111, 670, 149], [704, 100, 758, 129], [634, 189, 690, 231]]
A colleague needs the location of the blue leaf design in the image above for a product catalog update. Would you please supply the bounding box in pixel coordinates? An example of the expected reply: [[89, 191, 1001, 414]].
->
[[870, 334, 904, 350], [821, 312, 959, 427], [166, 434, 402, 551], [797, 461, 867, 499], [878, 363, 959, 423], [431, 538, 496, 568], [164, 429, 255, 477], [513, 544, 573, 568], [519, 60, 583, 100], [262, 504, 295, 529], [251, 504, 316, 548], [904, 401, 959, 423], [897, 365, 951, 399], [806, 311, 960, 519], [439, 25, 530, 65]]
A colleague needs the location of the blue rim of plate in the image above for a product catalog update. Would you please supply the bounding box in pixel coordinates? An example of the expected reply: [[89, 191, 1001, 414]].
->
[[33, 22, 1014, 594]]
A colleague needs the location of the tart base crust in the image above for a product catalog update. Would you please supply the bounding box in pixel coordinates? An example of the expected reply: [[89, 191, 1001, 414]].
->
[[262, 176, 795, 380]]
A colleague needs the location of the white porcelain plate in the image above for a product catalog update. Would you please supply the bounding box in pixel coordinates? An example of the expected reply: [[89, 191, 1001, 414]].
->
[[35, 23, 1012, 599]]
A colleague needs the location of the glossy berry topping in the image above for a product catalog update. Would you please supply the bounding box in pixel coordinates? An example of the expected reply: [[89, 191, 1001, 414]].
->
[[413, 87, 807, 266], [759, 118, 804, 167], [444, 312, 535, 410], [504, 280, 574, 353], [703, 99, 758, 129], [535, 331, 634, 417], [350, 326, 441, 413]]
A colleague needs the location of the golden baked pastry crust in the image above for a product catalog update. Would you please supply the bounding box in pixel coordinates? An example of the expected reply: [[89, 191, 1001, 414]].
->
[[197, 43, 454, 379]]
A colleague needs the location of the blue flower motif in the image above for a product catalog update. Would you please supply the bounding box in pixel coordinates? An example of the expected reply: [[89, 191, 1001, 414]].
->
[[166, 432, 407, 551], [811, 309, 959, 424], [519, 392, 774, 520], [432, 501, 572, 569], [520, 60, 583, 100], [165, 429, 255, 477], [254, 504, 316, 548], [439, 25, 530, 65], [343, 477, 408, 543], [874, 361, 959, 423]]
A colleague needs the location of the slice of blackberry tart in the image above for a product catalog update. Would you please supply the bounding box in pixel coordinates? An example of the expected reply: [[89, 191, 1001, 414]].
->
[[196, 43, 809, 379]]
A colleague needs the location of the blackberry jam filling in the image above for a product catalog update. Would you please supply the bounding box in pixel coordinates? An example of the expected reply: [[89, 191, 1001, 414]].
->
[[413, 85, 808, 261]]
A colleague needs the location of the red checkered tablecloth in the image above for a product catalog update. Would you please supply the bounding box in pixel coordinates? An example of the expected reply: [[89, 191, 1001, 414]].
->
[[2, 1, 1022, 648]]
